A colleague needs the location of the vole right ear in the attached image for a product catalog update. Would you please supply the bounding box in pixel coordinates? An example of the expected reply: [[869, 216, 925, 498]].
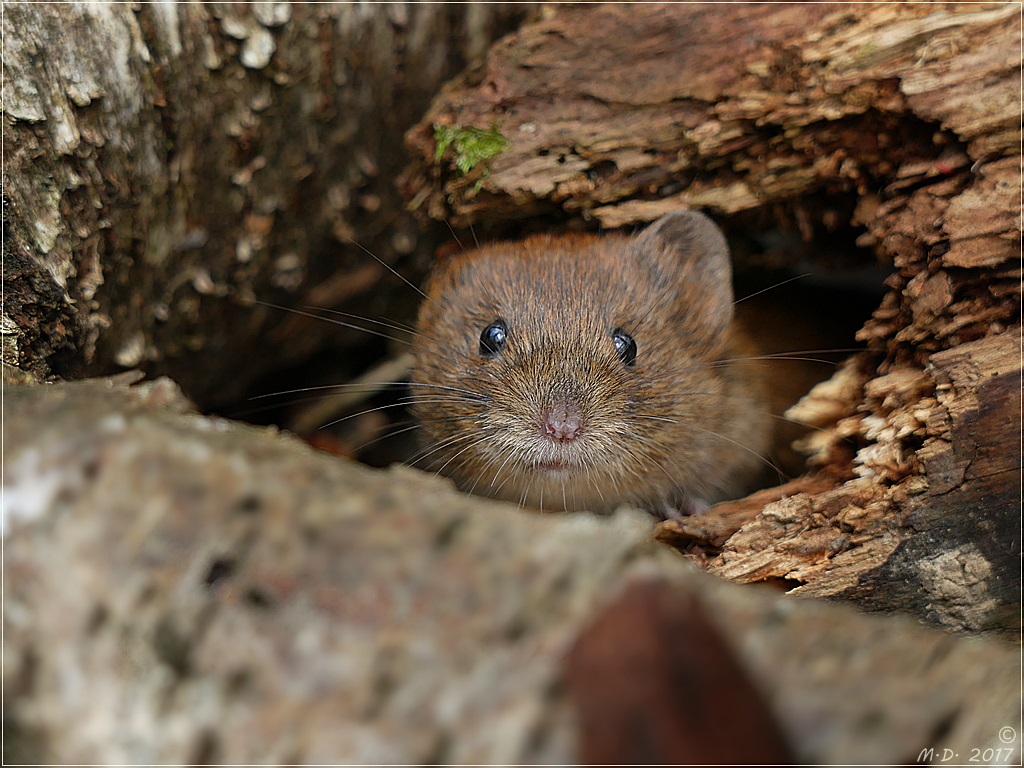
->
[[629, 210, 734, 345]]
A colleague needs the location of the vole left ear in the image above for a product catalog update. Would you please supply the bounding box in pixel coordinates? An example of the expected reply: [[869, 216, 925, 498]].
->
[[629, 210, 734, 345]]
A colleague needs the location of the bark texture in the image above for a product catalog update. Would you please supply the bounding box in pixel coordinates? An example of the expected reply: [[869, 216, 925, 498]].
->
[[3, 2, 534, 407], [3, 375, 1018, 765], [401, 3, 1022, 631]]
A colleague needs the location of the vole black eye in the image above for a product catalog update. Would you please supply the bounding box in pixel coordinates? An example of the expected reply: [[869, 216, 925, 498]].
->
[[479, 320, 507, 358], [612, 328, 637, 367]]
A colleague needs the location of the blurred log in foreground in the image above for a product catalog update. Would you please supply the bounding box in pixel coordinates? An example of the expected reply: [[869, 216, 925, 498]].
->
[[3, 375, 1018, 765]]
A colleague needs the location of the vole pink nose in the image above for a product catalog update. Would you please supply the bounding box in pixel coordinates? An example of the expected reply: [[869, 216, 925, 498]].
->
[[544, 403, 582, 442]]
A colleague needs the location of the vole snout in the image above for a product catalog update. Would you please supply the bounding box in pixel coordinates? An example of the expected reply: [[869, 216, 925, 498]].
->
[[542, 400, 583, 443]]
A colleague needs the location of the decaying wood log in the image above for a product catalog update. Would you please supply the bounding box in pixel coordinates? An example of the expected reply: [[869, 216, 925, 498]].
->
[[3, 375, 1019, 765], [691, 332, 1020, 631], [2, 2, 534, 408], [401, 3, 1021, 631]]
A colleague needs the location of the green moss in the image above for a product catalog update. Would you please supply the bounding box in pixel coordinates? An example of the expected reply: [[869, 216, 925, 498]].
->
[[433, 123, 509, 177]]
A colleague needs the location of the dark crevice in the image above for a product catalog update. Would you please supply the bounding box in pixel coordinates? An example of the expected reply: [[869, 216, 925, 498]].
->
[[244, 586, 277, 611], [235, 493, 263, 515], [203, 557, 238, 589], [431, 515, 467, 551], [191, 729, 220, 766], [86, 603, 110, 636], [152, 616, 193, 678]]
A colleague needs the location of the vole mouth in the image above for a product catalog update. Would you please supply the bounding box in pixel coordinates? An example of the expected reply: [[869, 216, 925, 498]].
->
[[534, 460, 572, 473], [525, 437, 594, 476]]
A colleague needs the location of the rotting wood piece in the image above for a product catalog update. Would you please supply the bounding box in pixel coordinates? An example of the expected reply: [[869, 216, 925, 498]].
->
[[831, 331, 1023, 633], [695, 332, 1021, 635], [656, 473, 845, 554], [402, 4, 1018, 230]]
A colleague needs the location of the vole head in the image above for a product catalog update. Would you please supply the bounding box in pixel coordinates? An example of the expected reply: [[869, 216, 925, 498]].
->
[[411, 210, 748, 513]]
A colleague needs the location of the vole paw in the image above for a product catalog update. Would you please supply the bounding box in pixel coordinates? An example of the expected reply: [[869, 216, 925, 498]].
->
[[659, 497, 711, 520]]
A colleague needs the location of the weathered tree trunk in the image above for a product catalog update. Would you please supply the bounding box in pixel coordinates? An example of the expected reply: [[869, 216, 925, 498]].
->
[[3, 2, 533, 408], [400, 3, 1022, 632]]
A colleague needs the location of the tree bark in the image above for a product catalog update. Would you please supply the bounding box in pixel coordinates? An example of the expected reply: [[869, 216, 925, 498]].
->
[[3, 375, 1018, 765], [3, 2, 534, 408], [400, 3, 1022, 631]]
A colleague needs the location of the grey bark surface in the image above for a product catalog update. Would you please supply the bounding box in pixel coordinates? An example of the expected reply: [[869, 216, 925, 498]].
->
[[3, 375, 1019, 765], [3, 2, 533, 407]]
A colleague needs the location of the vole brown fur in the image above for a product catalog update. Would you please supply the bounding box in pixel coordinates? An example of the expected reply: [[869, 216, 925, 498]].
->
[[410, 211, 773, 516]]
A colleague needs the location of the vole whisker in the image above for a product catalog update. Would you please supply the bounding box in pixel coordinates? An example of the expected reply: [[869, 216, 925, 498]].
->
[[235, 391, 466, 422], [257, 296, 477, 370], [765, 411, 856, 447], [306, 305, 419, 336], [432, 434, 496, 478], [518, 482, 531, 511], [712, 346, 861, 364], [316, 401, 441, 432], [488, 449, 521, 492], [252, 299, 412, 346], [406, 429, 481, 469], [489, 446, 531, 498], [445, 220, 467, 254], [349, 421, 423, 457], [687, 422, 788, 484], [466, 447, 524, 498], [632, 413, 679, 424], [414, 438, 480, 475], [406, 382, 488, 398], [619, 437, 688, 501], [399, 423, 476, 461], [251, 380, 478, 401], [339, 234, 432, 304], [733, 272, 812, 305], [710, 355, 843, 368]]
